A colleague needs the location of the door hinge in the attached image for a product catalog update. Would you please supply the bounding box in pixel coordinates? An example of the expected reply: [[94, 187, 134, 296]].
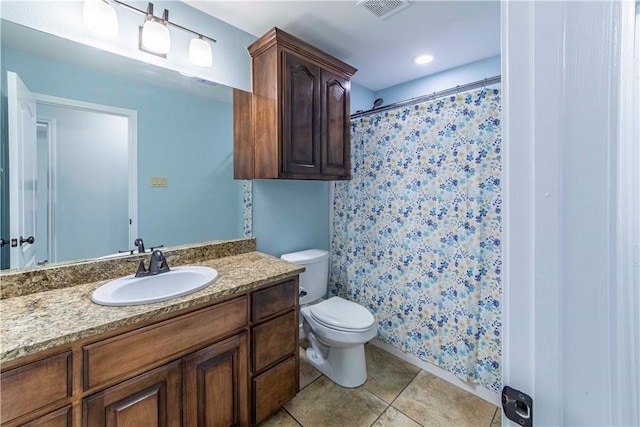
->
[[502, 386, 532, 427]]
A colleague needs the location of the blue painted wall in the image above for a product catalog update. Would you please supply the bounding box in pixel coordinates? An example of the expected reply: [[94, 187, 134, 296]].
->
[[0, 0, 502, 267], [253, 180, 330, 257], [351, 82, 375, 114], [1, 46, 242, 255], [351, 56, 500, 114], [374, 55, 501, 105]]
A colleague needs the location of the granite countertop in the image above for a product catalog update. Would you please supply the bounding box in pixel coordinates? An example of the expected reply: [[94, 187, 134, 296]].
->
[[0, 251, 304, 363]]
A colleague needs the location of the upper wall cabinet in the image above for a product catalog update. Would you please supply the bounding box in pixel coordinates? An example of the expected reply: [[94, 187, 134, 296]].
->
[[234, 28, 357, 180]]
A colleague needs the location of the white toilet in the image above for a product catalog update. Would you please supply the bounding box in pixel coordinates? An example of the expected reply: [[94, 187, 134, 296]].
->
[[281, 249, 377, 388]]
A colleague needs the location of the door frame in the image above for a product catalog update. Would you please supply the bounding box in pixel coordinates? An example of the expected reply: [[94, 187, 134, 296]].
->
[[501, 1, 639, 425], [35, 117, 57, 265], [32, 93, 139, 252]]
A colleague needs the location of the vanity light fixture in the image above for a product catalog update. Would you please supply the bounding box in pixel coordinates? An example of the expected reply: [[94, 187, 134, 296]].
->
[[189, 36, 213, 67], [414, 54, 434, 65], [139, 3, 170, 57], [82, 1, 216, 67], [83, 0, 119, 38]]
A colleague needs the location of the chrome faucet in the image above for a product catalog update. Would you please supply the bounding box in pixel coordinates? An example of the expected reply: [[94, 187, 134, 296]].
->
[[135, 249, 171, 277], [134, 238, 146, 254]]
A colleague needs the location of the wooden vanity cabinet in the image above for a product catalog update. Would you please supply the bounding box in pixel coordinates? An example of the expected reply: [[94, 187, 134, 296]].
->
[[1, 276, 300, 427], [83, 333, 249, 427], [234, 27, 356, 180]]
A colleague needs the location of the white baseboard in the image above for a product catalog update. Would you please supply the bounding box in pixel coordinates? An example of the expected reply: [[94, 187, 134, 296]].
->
[[369, 338, 501, 407]]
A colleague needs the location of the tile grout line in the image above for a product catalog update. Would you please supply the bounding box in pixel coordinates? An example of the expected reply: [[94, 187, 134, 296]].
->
[[287, 372, 325, 427], [367, 405, 389, 427], [383, 368, 425, 426], [489, 407, 499, 427], [299, 371, 324, 392], [282, 406, 304, 427]]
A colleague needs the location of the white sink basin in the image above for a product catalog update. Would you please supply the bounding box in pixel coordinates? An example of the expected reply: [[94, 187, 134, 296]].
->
[[92, 266, 219, 306]]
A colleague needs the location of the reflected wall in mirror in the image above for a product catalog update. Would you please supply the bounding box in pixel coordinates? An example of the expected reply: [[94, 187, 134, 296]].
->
[[0, 20, 250, 271]]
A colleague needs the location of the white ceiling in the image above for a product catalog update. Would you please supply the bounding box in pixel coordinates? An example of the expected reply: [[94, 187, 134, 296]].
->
[[183, 0, 501, 92]]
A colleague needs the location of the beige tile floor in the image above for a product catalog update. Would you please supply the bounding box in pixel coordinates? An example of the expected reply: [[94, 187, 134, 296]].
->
[[259, 343, 502, 427]]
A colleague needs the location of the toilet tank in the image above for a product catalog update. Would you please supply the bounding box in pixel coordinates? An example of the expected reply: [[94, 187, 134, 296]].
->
[[281, 249, 329, 305]]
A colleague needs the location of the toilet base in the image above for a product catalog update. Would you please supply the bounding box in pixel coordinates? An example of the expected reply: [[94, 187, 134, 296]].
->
[[305, 342, 368, 388]]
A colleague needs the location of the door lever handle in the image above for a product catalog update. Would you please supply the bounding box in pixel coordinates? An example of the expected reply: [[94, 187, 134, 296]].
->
[[20, 236, 35, 245]]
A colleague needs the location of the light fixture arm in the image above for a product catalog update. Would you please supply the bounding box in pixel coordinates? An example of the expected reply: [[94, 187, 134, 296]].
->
[[109, 0, 217, 44]]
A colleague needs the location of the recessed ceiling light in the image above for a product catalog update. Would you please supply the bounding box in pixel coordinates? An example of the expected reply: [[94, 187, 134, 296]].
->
[[414, 54, 434, 65]]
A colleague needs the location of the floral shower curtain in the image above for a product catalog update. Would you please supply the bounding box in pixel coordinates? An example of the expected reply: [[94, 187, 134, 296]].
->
[[330, 88, 502, 391]]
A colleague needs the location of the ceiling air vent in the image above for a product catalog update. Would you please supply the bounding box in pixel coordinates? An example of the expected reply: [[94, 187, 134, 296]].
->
[[358, 0, 410, 20]]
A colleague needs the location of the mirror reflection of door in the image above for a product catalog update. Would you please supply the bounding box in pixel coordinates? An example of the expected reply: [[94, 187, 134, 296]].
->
[[7, 71, 37, 268], [36, 102, 133, 263], [7, 71, 138, 266]]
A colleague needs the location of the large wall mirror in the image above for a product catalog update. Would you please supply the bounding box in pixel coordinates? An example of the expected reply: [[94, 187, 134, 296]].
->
[[1, 19, 250, 271]]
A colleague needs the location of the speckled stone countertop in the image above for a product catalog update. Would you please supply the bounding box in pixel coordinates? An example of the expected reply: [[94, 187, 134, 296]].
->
[[1, 238, 258, 299], [0, 249, 304, 364]]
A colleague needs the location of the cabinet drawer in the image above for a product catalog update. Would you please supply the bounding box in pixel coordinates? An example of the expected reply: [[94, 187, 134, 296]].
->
[[84, 297, 247, 390], [251, 280, 297, 322], [253, 356, 297, 425], [0, 352, 72, 424], [252, 311, 297, 373]]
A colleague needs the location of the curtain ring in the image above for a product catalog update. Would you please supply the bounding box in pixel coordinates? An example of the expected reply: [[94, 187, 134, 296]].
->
[[482, 78, 488, 90], [455, 85, 460, 95]]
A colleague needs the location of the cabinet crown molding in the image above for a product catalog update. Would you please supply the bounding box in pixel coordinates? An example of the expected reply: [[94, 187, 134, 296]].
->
[[248, 27, 357, 78]]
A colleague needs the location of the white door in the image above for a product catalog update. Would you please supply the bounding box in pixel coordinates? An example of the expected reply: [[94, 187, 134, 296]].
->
[[7, 71, 38, 268], [502, 2, 639, 426]]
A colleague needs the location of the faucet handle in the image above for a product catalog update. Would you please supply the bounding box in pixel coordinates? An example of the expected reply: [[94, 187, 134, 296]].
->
[[134, 260, 149, 277]]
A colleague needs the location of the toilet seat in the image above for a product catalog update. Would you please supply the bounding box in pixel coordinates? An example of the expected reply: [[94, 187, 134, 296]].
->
[[309, 297, 375, 332]]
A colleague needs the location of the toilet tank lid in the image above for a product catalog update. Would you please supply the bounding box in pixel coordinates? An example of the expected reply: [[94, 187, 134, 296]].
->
[[280, 249, 329, 264]]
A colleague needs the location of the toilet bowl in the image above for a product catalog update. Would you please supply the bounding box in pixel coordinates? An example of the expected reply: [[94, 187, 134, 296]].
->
[[300, 296, 377, 388], [280, 249, 377, 388]]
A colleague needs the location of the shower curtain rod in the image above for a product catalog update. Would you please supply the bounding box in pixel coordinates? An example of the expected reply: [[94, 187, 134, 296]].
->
[[350, 74, 501, 119]]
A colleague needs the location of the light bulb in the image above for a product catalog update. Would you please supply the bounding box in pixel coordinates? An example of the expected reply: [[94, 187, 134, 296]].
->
[[141, 19, 170, 55], [189, 37, 212, 67], [83, 0, 118, 38], [414, 55, 434, 65]]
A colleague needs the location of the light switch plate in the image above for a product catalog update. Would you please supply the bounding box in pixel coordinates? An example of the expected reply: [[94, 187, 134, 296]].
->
[[151, 177, 168, 187]]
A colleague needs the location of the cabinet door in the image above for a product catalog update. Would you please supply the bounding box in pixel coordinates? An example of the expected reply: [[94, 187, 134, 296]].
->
[[21, 406, 71, 427], [321, 70, 351, 177], [83, 362, 181, 427], [281, 52, 321, 176], [182, 333, 249, 427]]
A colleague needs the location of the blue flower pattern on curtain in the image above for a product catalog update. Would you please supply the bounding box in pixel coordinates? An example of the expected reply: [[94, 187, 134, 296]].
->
[[330, 89, 502, 392]]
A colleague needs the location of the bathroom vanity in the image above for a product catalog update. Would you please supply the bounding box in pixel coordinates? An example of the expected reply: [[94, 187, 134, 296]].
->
[[0, 239, 303, 427]]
